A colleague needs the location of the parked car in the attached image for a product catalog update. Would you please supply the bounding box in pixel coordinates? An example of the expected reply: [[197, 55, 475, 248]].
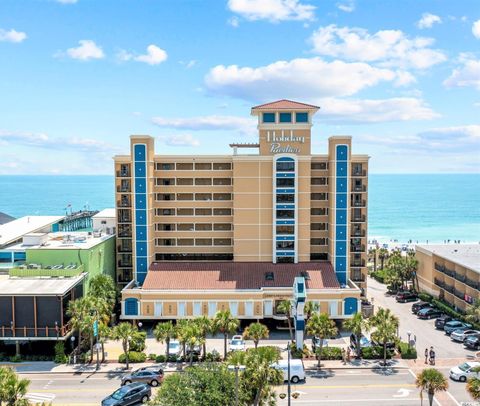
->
[[102, 382, 151, 406], [312, 337, 329, 353], [229, 335, 245, 351], [451, 329, 480, 342], [444, 321, 472, 335], [449, 361, 480, 382], [186, 344, 202, 357], [168, 339, 182, 358], [435, 315, 455, 330], [417, 308, 443, 320], [272, 359, 305, 384], [121, 369, 163, 387], [349, 333, 372, 351], [411, 301, 431, 314], [395, 291, 418, 303], [136, 365, 164, 375], [464, 334, 480, 350]]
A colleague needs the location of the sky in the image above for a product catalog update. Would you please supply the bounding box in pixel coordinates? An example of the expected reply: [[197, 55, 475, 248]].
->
[[0, 0, 479, 174]]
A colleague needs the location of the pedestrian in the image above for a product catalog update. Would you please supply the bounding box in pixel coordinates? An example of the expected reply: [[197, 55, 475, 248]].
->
[[346, 347, 351, 363], [341, 348, 346, 364], [429, 347, 435, 365], [424, 348, 428, 364]]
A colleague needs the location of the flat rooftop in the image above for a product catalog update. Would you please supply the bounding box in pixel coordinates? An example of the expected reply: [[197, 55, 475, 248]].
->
[[92, 208, 116, 219], [0, 216, 64, 247], [141, 262, 340, 291], [0, 273, 86, 296], [8, 231, 114, 251], [417, 244, 480, 273]]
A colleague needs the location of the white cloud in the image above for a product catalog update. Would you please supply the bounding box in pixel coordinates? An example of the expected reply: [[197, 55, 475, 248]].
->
[[417, 13, 442, 29], [66, 40, 104, 61], [158, 134, 200, 147], [228, 0, 315, 22], [228, 17, 240, 27], [473, 19, 480, 39], [336, 1, 355, 13], [205, 57, 410, 101], [310, 25, 447, 69], [117, 45, 167, 65], [0, 28, 27, 43], [152, 115, 256, 135], [443, 55, 480, 90], [315, 97, 439, 124]]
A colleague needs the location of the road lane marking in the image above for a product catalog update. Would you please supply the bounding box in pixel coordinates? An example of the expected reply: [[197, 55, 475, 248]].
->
[[278, 398, 422, 403], [445, 390, 461, 406], [25, 393, 56, 403], [288, 384, 417, 389]]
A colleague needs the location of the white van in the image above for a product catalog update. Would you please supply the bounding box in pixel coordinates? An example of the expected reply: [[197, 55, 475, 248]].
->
[[272, 359, 306, 383]]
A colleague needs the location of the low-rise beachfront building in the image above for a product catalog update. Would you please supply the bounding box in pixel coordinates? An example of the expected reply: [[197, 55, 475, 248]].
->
[[115, 100, 369, 322], [92, 208, 117, 234], [415, 244, 480, 312]]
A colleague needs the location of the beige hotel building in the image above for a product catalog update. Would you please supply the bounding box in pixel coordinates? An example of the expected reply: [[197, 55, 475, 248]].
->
[[114, 100, 369, 322]]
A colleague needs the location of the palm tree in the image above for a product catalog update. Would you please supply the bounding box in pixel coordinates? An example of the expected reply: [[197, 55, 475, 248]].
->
[[467, 376, 480, 401], [175, 319, 190, 359], [0, 366, 30, 406], [304, 301, 320, 323], [213, 310, 240, 360], [243, 322, 269, 349], [466, 299, 480, 325], [369, 307, 399, 366], [368, 247, 378, 272], [182, 323, 204, 366], [344, 312, 369, 358], [194, 316, 212, 359], [378, 248, 389, 270], [111, 322, 138, 369], [66, 297, 91, 356], [98, 323, 111, 362], [415, 368, 448, 406], [306, 313, 338, 368], [88, 274, 117, 309], [153, 321, 176, 362], [276, 300, 294, 341]]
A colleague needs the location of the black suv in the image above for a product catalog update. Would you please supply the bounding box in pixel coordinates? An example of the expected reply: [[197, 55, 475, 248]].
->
[[435, 315, 454, 330], [464, 334, 480, 350], [395, 291, 417, 303], [411, 301, 431, 314]]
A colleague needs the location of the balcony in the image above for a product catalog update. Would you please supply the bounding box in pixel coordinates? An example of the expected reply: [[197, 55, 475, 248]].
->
[[351, 273, 366, 283], [118, 260, 133, 268], [352, 169, 367, 177], [434, 263, 456, 278], [116, 170, 131, 178], [117, 185, 131, 193], [454, 289, 466, 301], [353, 185, 367, 192], [117, 244, 132, 253], [351, 260, 366, 267], [444, 284, 454, 294], [351, 229, 366, 237], [454, 273, 466, 283], [351, 245, 366, 253], [353, 200, 366, 207], [118, 231, 132, 238], [434, 278, 445, 289], [352, 215, 366, 223], [117, 200, 131, 208], [465, 277, 479, 290]]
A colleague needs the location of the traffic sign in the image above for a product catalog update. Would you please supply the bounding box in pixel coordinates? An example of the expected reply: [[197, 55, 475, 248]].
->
[[93, 320, 98, 337]]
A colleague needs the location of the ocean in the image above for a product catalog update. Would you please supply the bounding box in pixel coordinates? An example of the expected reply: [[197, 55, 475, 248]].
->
[[0, 174, 479, 244]]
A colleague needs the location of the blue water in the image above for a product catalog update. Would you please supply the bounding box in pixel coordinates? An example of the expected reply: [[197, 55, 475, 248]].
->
[[0, 174, 479, 243]]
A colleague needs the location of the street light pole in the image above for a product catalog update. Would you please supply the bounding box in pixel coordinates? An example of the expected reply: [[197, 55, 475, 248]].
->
[[407, 331, 412, 350], [287, 341, 291, 406]]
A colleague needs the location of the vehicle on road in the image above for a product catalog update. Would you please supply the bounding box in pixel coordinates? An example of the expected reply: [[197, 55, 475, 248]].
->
[[102, 382, 151, 405], [168, 339, 182, 358], [136, 365, 164, 375], [272, 359, 305, 384], [411, 301, 431, 314], [229, 335, 245, 351], [417, 308, 443, 320], [449, 362, 480, 382], [444, 321, 472, 335], [395, 291, 418, 303], [464, 334, 480, 350], [435, 315, 455, 330], [451, 329, 480, 342], [121, 369, 163, 387]]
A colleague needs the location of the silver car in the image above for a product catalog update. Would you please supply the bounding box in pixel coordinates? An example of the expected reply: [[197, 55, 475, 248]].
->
[[121, 369, 163, 387]]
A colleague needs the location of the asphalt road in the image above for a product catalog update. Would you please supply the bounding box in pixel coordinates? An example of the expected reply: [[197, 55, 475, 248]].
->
[[367, 276, 475, 360]]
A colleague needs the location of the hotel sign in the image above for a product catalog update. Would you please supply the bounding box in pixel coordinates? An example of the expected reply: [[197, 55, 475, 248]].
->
[[266, 132, 305, 154]]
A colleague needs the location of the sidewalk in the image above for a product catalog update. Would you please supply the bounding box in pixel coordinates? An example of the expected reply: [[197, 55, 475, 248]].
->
[[2, 357, 409, 375]]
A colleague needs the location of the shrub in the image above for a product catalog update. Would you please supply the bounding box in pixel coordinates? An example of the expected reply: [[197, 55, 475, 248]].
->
[[155, 354, 167, 363], [398, 342, 417, 359], [418, 292, 433, 303], [9, 355, 22, 363], [54, 342, 68, 364], [118, 351, 147, 363], [148, 353, 157, 361], [432, 299, 462, 319], [129, 331, 147, 352], [361, 346, 393, 360], [320, 347, 342, 360], [370, 271, 385, 283], [204, 350, 221, 362]]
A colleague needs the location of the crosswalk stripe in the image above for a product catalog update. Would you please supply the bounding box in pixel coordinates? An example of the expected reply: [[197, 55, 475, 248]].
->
[[25, 392, 56, 402]]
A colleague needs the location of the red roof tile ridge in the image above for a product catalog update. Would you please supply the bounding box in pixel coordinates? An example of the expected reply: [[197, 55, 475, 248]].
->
[[251, 99, 320, 110]]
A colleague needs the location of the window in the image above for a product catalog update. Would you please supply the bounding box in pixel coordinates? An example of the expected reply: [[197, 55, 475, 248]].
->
[[276, 178, 295, 187], [311, 193, 328, 200], [214, 208, 232, 216], [196, 238, 212, 246], [311, 162, 328, 170], [277, 257, 294, 263], [311, 223, 328, 231], [296, 112, 308, 123], [311, 208, 327, 215], [195, 178, 212, 186], [193, 302, 202, 316], [177, 238, 194, 246], [157, 178, 175, 186], [195, 208, 212, 216], [276, 241, 294, 250], [311, 238, 327, 245], [160, 163, 174, 170], [176, 163, 193, 170], [214, 223, 232, 231], [195, 193, 212, 201], [311, 253, 328, 260], [213, 163, 232, 170], [311, 177, 327, 185], [276, 225, 294, 235], [177, 193, 194, 201], [214, 238, 232, 246], [276, 209, 294, 219], [176, 178, 193, 185], [178, 302, 186, 317], [229, 302, 239, 317], [208, 302, 217, 317], [276, 161, 295, 172], [195, 163, 212, 170], [156, 224, 175, 231], [245, 301, 254, 317], [279, 112, 292, 123], [276, 194, 294, 203], [177, 223, 195, 231], [177, 208, 194, 216], [155, 253, 234, 261], [195, 223, 212, 231], [214, 193, 232, 201], [157, 193, 175, 201], [263, 112, 275, 123], [213, 178, 231, 185], [156, 238, 176, 246], [157, 208, 175, 216]]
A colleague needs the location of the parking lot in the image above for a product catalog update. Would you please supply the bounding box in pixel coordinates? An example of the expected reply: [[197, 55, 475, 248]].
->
[[367, 276, 478, 360]]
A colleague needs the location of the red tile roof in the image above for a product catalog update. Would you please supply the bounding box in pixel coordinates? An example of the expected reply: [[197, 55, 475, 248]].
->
[[142, 262, 339, 290], [251, 99, 320, 111]]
